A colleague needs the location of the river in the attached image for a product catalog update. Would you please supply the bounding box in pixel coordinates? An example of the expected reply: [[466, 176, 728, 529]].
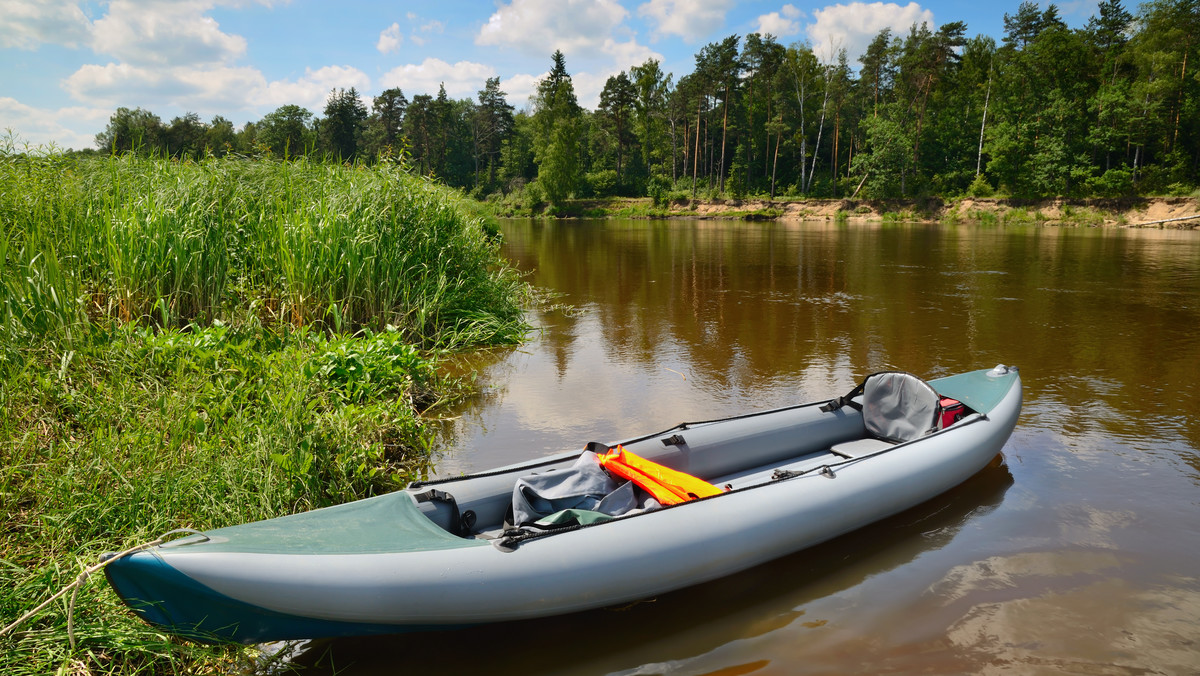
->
[[291, 219, 1200, 675]]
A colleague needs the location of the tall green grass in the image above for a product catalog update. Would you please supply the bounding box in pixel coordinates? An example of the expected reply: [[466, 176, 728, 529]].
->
[[1, 148, 527, 348], [0, 146, 529, 674]]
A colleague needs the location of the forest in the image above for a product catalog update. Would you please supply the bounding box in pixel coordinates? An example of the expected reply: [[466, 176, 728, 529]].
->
[[88, 0, 1198, 205]]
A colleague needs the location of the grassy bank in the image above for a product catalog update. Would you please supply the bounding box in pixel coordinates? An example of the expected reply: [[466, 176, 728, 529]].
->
[[0, 149, 529, 673]]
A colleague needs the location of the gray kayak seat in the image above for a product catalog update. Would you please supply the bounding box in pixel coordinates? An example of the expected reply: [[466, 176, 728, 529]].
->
[[830, 437, 894, 457], [826, 371, 943, 457]]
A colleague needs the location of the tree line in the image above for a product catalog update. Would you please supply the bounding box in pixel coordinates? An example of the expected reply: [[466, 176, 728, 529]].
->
[[92, 0, 1198, 203]]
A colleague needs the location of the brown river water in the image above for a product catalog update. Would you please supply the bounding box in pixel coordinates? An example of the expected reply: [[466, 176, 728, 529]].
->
[[290, 219, 1200, 675]]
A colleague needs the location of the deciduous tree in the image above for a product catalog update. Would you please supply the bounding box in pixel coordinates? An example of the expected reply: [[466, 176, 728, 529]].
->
[[95, 107, 164, 154], [258, 105, 315, 159]]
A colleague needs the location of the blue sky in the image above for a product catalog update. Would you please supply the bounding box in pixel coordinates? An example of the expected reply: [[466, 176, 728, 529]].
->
[[1, 0, 1103, 151]]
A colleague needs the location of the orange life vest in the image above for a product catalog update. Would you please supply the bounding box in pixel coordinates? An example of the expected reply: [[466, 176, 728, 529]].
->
[[596, 445, 724, 505]]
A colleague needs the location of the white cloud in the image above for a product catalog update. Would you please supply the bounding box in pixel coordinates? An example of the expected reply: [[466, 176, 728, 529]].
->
[[395, 13, 445, 48], [377, 22, 402, 53], [79, 1, 370, 113], [379, 58, 497, 99], [417, 18, 445, 35], [601, 38, 663, 72], [5, 0, 386, 147], [806, 2, 935, 63], [0, 97, 109, 150], [64, 63, 195, 107], [755, 4, 804, 38], [638, 0, 733, 43], [572, 71, 612, 110], [90, 0, 248, 66], [501, 72, 547, 111], [63, 62, 271, 110], [260, 65, 372, 111], [0, 0, 92, 49], [476, 0, 629, 55], [63, 61, 371, 116]]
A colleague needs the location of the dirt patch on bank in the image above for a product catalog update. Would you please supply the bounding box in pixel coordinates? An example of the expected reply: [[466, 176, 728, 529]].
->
[[667, 196, 1200, 228], [947, 197, 1200, 227]]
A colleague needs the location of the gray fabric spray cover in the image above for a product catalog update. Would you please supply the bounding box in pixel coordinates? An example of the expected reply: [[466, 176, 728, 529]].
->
[[862, 372, 941, 443], [511, 451, 639, 526]]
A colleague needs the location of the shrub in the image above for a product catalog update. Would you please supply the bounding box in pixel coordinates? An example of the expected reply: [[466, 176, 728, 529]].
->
[[966, 174, 995, 198], [647, 175, 672, 207], [585, 169, 619, 198], [522, 180, 545, 212], [1086, 168, 1134, 197]]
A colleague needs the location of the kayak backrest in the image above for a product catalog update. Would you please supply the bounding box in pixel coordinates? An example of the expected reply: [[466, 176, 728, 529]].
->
[[860, 371, 942, 443]]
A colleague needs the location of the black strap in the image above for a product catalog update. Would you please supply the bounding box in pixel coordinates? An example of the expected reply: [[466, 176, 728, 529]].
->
[[820, 380, 866, 413], [585, 441, 613, 454], [413, 489, 467, 536]]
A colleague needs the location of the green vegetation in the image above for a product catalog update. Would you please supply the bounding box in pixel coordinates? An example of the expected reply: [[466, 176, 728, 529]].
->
[[1059, 205, 1109, 227], [881, 210, 920, 223], [1000, 207, 1050, 225], [965, 210, 1001, 226], [0, 146, 528, 673], [1, 148, 524, 345], [739, 207, 785, 221], [81, 1, 1198, 206]]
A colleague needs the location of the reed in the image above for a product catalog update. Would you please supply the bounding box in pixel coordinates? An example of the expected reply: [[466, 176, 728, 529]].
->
[[0, 149, 527, 348], [0, 146, 529, 674]]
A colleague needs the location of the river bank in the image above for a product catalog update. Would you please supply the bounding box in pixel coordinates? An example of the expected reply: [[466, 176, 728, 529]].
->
[[556, 196, 1200, 228], [0, 154, 529, 675]]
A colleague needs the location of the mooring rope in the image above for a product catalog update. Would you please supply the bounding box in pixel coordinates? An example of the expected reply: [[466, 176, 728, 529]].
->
[[0, 528, 204, 650]]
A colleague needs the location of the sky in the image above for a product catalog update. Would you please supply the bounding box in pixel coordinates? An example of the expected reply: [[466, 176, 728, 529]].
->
[[1, 0, 1104, 151]]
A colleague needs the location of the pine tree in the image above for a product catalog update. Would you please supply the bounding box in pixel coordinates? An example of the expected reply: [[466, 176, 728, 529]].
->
[[533, 51, 583, 206], [474, 77, 514, 189], [322, 88, 368, 161]]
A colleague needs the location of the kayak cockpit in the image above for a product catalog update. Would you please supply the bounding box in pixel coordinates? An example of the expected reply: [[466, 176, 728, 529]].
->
[[407, 368, 1013, 542]]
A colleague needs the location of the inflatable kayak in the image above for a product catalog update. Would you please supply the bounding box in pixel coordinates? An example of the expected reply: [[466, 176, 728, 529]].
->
[[105, 365, 1022, 644]]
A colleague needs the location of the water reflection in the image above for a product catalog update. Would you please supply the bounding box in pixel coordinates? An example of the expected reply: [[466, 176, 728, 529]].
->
[[441, 220, 1200, 473]]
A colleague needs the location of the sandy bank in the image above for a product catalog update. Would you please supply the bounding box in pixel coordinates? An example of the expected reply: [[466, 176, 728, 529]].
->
[[668, 196, 1200, 228]]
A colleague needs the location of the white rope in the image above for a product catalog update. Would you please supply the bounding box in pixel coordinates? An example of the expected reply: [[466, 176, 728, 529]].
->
[[1, 529, 205, 648]]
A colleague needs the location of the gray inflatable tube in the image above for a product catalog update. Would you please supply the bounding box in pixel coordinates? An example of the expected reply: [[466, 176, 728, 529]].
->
[[105, 366, 1022, 643]]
